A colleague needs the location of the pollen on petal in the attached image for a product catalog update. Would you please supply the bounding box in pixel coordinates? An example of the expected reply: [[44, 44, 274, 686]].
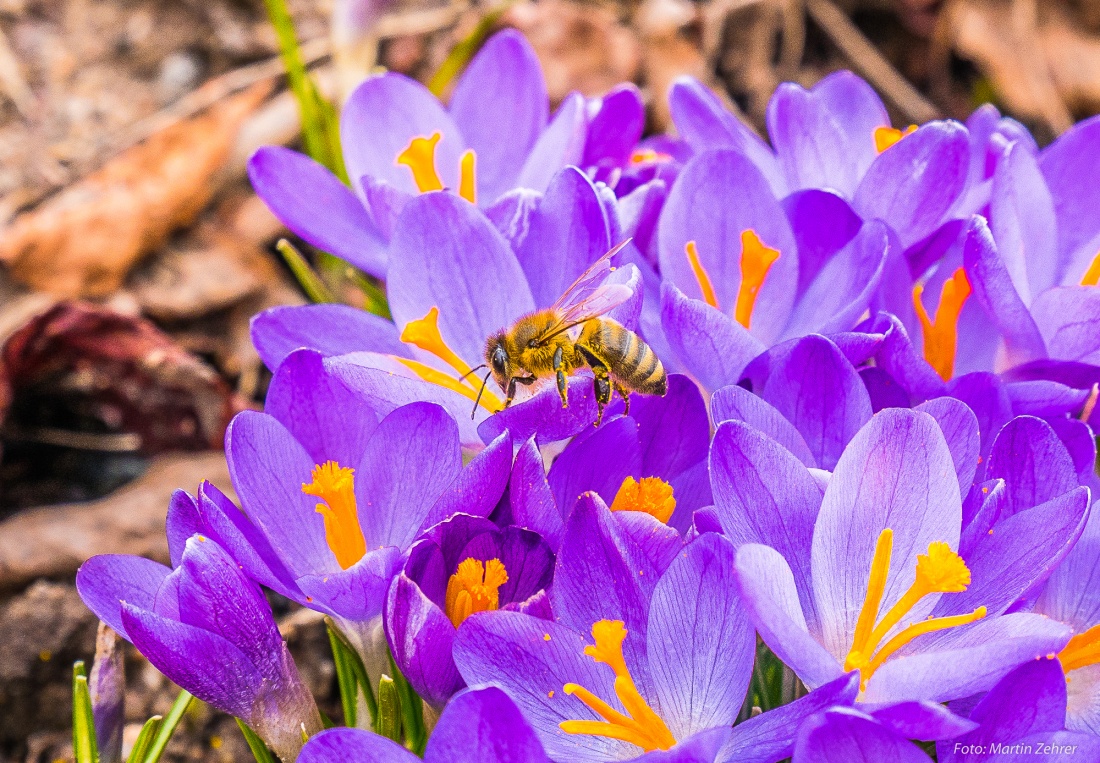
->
[[609, 476, 676, 524]]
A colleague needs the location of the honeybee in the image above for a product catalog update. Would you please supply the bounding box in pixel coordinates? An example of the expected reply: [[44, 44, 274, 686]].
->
[[468, 240, 667, 427]]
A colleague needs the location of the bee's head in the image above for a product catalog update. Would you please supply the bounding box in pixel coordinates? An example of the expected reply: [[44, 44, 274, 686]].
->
[[485, 333, 511, 388]]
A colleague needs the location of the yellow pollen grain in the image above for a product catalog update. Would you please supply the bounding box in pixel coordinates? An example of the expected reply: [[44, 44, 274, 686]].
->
[[913, 267, 972, 381], [396, 133, 445, 193], [445, 558, 509, 627], [559, 620, 677, 753], [844, 528, 985, 690], [874, 125, 918, 153], [735, 230, 780, 330], [544, 634, 552, 641], [302, 461, 366, 570], [684, 241, 719, 309], [609, 476, 676, 524]]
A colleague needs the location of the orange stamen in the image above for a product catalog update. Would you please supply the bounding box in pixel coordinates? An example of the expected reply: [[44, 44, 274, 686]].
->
[[1080, 251, 1100, 286], [458, 150, 477, 205], [397, 308, 503, 412], [396, 133, 445, 193], [444, 558, 508, 627], [302, 462, 366, 570], [684, 241, 719, 309], [734, 230, 780, 329], [913, 267, 972, 381], [874, 125, 918, 153], [1059, 623, 1100, 673], [609, 477, 675, 524]]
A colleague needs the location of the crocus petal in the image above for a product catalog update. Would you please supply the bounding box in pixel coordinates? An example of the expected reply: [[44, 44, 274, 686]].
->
[[299, 728, 419, 763], [759, 335, 873, 471], [1031, 286, 1100, 365], [869, 702, 977, 741], [250, 304, 407, 371], [660, 283, 765, 391], [658, 149, 798, 344], [76, 555, 172, 639], [385, 574, 464, 708], [1065, 664, 1100, 735], [1006, 381, 1090, 419], [584, 85, 646, 169], [668, 77, 784, 196], [552, 493, 650, 675], [453, 611, 635, 763], [647, 534, 754, 739], [783, 220, 889, 338], [341, 73, 463, 197], [914, 397, 980, 494], [509, 436, 565, 550], [387, 192, 535, 365], [853, 121, 970, 249], [986, 415, 1079, 518], [719, 673, 859, 763], [166, 490, 202, 568], [710, 384, 815, 467], [1036, 507, 1100, 632], [767, 71, 888, 199], [458, 526, 555, 606], [297, 546, 402, 623], [938, 657, 1066, 763], [990, 143, 1060, 299], [612, 512, 684, 590], [860, 613, 1071, 704], [1040, 114, 1100, 266], [946, 372, 1013, 469], [120, 603, 261, 721], [425, 686, 551, 763], [421, 430, 512, 532], [514, 167, 612, 308], [631, 374, 710, 484], [265, 348, 382, 469], [735, 544, 844, 689], [783, 190, 863, 294], [548, 416, 641, 511], [627, 727, 731, 763], [710, 421, 823, 630], [248, 146, 387, 277], [517, 93, 587, 193], [792, 708, 933, 763], [962, 216, 1048, 365], [355, 402, 461, 549], [225, 411, 335, 576], [812, 409, 961, 660], [863, 312, 946, 403], [449, 29, 548, 203], [476, 376, 599, 446]]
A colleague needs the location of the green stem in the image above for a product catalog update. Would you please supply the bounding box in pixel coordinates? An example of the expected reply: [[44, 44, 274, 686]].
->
[[387, 651, 426, 754], [125, 717, 163, 763], [236, 719, 279, 763], [72, 662, 99, 763], [141, 690, 193, 763]]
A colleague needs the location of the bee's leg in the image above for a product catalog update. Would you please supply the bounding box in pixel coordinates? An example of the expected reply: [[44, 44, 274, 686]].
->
[[592, 367, 612, 427], [552, 346, 568, 408], [505, 376, 537, 409], [614, 382, 631, 417]]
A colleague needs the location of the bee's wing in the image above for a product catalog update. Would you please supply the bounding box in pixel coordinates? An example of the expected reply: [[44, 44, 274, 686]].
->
[[534, 240, 633, 343]]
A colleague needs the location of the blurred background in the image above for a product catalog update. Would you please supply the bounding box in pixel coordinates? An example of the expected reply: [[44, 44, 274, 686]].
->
[[0, 0, 1098, 759]]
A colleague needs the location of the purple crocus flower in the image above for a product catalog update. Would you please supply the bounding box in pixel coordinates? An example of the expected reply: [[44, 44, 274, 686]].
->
[[656, 146, 891, 391], [724, 407, 1075, 705], [385, 514, 555, 707], [77, 535, 321, 760], [501, 374, 711, 545], [208, 351, 511, 659], [299, 686, 552, 763], [453, 494, 754, 761], [251, 183, 642, 446], [249, 29, 645, 279], [938, 658, 1100, 762]]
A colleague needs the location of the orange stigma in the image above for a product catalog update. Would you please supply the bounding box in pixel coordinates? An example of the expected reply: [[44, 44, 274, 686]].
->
[[396, 133, 477, 203], [397, 308, 503, 412], [445, 558, 508, 627], [1058, 623, 1100, 674], [560, 620, 677, 752], [630, 149, 672, 165], [1080, 251, 1100, 286], [735, 230, 780, 329], [302, 461, 366, 570], [844, 529, 986, 691], [913, 267, 972, 381], [609, 477, 675, 524], [874, 125, 918, 153], [685, 241, 720, 309]]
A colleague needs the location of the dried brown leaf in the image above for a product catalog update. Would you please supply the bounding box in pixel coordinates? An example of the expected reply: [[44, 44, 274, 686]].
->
[[0, 84, 271, 298]]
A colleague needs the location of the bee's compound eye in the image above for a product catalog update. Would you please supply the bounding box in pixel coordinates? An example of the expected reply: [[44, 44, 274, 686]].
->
[[491, 346, 508, 373]]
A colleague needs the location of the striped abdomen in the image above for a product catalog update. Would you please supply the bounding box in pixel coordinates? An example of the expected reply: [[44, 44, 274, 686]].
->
[[577, 319, 667, 395]]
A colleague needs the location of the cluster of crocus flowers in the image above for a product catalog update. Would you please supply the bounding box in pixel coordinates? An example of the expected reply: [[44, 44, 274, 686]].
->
[[73, 27, 1100, 763]]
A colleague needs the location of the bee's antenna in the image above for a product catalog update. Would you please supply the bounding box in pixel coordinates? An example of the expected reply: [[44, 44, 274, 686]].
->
[[470, 371, 492, 419], [458, 364, 488, 383]]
